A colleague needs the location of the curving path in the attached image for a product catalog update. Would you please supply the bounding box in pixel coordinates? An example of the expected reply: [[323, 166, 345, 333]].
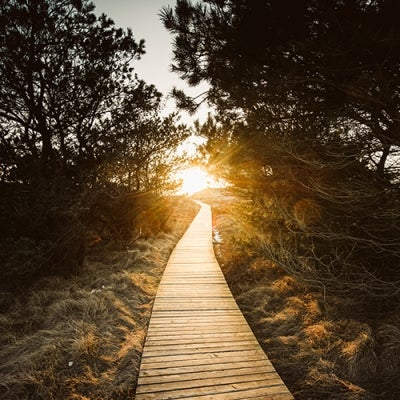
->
[[135, 202, 294, 399]]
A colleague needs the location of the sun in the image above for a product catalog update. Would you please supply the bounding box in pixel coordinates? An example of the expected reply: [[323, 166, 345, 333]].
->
[[176, 167, 216, 196]]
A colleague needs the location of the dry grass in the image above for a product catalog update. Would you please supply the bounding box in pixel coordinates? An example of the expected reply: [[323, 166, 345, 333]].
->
[[0, 197, 199, 400], [205, 190, 400, 400]]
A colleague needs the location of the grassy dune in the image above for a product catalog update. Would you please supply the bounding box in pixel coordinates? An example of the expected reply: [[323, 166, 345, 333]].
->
[[0, 198, 199, 400], [196, 189, 400, 400], [4, 188, 399, 400]]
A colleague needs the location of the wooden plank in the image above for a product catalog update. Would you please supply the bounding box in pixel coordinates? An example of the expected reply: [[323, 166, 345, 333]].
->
[[152, 306, 244, 314], [166, 391, 293, 400], [136, 372, 280, 394], [145, 335, 255, 345], [141, 344, 262, 358], [153, 302, 238, 306], [145, 328, 255, 337], [140, 357, 270, 370], [144, 332, 257, 341], [139, 360, 274, 377], [135, 381, 291, 399], [142, 339, 260, 349], [146, 324, 254, 332], [140, 349, 268, 365], [148, 314, 246, 321], [138, 366, 276, 385], [135, 202, 293, 400]]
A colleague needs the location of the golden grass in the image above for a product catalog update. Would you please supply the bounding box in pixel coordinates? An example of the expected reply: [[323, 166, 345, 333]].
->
[[0, 197, 199, 400], [207, 190, 400, 400]]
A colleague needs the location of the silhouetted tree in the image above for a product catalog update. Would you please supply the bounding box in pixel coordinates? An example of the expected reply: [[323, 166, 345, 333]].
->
[[0, 0, 188, 283], [0, 0, 152, 184], [100, 92, 189, 193], [163, 0, 400, 304]]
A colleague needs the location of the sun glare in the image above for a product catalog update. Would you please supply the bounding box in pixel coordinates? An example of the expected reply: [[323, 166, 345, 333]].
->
[[176, 167, 218, 195]]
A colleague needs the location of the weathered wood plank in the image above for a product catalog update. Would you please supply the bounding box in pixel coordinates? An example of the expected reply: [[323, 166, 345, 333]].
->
[[142, 340, 260, 349], [136, 372, 281, 394], [145, 336, 254, 344], [138, 366, 277, 385], [148, 317, 246, 323], [139, 355, 270, 370], [145, 329, 255, 338], [141, 344, 263, 358], [145, 335, 255, 345], [150, 311, 242, 316], [135, 380, 291, 399], [140, 347, 267, 364], [146, 323, 251, 331], [135, 202, 293, 400], [168, 391, 293, 400], [139, 361, 274, 378]]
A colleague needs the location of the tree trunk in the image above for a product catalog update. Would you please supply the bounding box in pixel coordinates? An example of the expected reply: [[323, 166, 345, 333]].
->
[[377, 143, 390, 180]]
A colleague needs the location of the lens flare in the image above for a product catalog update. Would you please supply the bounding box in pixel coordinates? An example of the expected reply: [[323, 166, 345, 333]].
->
[[176, 167, 218, 195]]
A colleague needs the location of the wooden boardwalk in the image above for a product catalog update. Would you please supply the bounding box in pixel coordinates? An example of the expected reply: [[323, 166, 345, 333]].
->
[[135, 202, 294, 399]]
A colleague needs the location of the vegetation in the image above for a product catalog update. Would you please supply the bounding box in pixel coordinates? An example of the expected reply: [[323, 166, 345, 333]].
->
[[0, 0, 190, 285], [166, 1, 400, 398], [0, 196, 199, 400], [194, 188, 400, 399], [0, 1, 195, 395], [2, 0, 400, 398], [163, 0, 400, 307]]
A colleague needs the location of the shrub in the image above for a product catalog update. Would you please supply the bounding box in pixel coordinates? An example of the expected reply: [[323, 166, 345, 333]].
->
[[0, 184, 85, 288]]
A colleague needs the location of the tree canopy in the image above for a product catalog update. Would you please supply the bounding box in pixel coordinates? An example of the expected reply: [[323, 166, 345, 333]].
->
[[163, 0, 400, 303], [0, 0, 188, 189], [0, 0, 190, 282]]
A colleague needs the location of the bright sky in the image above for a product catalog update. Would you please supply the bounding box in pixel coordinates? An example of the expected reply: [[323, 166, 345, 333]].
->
[[93, 0, 210, 125]]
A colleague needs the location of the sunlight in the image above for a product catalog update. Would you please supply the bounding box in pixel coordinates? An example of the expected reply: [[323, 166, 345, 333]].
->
[[176, 166, 218, 195]]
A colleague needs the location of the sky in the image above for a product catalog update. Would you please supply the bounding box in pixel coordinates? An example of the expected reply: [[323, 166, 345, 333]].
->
[[92, 0, 210, 125]]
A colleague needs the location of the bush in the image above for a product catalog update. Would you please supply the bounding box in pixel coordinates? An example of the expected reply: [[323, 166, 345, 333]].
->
[[211, 193, 400, 399], [240, 144, 400, 309], [0, 180, 195, 288], [82, 189, 178, 245], [0, 184, 85, 288]]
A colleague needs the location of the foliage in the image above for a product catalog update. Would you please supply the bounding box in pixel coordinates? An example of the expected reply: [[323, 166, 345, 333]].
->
[[0, 197, 199, 400], [0, 0, 143, 182], [210, 192, 400, 400], [163, 0, 400, 305], [0, 182, 86, 287], [100, 107, 189, 193], [0, 0, 189, 283]]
